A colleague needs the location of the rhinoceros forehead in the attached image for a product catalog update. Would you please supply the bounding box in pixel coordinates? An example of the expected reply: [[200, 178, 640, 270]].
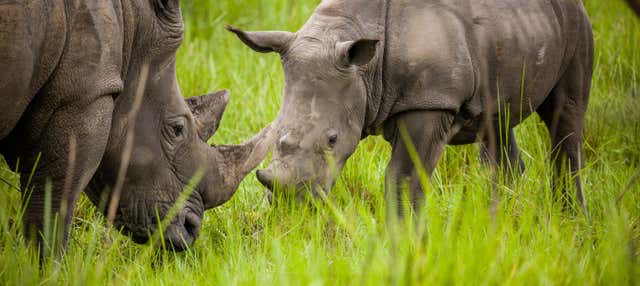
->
[[276, 112, 317, 133], [284, 39, 333, 67], [281, 81, 343, 120]]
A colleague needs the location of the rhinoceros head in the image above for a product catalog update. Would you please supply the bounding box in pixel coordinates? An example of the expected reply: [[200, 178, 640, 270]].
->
[[227, 18, 379, 198], [85, 0, 274, 251]]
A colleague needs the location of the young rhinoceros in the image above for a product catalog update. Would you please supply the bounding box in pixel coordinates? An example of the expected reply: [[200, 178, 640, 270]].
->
[[228, 0, 593, 211], [0, 0, 273, 252]]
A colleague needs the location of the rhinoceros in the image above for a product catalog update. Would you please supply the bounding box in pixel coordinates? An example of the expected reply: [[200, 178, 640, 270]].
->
[[228, 0, 593, 211], [0, 0, 273, 252]]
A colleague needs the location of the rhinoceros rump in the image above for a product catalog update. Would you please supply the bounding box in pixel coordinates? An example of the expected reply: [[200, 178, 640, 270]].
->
[[0, 0, 273, 253], [229, 0, 593, 211]]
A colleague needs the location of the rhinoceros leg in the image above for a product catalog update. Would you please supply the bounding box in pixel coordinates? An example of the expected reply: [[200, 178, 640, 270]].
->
[[18, 96, 113, 256], [384, 111, 455, 215], [479, 128, 525, 174], [536, 41, 592, 212]]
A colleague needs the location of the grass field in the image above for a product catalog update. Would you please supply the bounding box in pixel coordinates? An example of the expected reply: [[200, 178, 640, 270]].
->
[[1, 0, 639, 285]]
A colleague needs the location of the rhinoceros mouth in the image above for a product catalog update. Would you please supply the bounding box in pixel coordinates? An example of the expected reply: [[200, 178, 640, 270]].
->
[[130, 233, 150, 244], [262, 178, 331, 205], [115, 209, 203, 251], [110, 191, 204, 251]]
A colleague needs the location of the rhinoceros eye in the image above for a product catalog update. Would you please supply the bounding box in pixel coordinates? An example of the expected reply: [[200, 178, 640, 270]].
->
[[167, 117, 187, 141], [172, 124, 184, 137], [327, 133, 338, 149]]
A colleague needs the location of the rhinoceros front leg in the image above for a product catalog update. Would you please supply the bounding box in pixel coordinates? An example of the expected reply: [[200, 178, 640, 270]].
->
[[384, 110, 455, 215], [20, 96, 113, 256]]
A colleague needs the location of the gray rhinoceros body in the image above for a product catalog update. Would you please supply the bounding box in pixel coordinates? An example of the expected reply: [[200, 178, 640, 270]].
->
[[230, 0, 593, 209], [0, 0, 273, 251]]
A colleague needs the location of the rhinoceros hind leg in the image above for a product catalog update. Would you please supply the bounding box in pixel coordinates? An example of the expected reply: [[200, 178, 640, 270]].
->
[[479, 128, 525, 175], [536, 47, 592, 212]]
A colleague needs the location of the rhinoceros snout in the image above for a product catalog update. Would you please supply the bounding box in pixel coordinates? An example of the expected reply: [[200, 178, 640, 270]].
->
[[162, 210, 201, 251]]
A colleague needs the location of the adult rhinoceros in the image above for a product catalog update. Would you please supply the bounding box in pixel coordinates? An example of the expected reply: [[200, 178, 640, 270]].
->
[[228, 0, 593, 211], [0, 0, 273, 252]]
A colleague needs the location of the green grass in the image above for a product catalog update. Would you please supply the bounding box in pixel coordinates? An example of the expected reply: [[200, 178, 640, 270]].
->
[[1, 0, 639, 284]]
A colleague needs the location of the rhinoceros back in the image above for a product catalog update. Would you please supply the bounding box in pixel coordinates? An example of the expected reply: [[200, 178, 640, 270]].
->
[[381, 0, 591, 143]]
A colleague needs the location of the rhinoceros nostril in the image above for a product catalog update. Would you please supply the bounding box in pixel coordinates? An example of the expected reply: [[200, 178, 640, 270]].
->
[[256, 169, 274, 190], [183, 211, 201, 238]]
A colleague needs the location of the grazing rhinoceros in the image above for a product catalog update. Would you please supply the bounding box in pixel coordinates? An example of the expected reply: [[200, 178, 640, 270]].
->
[[228, 0, 593, 211], [0, 0, 273, 252]]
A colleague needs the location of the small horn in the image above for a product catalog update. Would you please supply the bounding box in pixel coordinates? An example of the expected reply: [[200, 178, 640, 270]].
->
[[202, 124, 276, 208]]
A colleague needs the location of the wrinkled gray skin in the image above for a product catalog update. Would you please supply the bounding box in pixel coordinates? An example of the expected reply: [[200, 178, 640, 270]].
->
[[230, 0, 593, 211], [0, 0, 273, 252]]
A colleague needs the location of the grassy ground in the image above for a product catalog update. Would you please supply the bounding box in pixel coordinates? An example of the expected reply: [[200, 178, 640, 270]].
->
[[1, 0, 639, 285]]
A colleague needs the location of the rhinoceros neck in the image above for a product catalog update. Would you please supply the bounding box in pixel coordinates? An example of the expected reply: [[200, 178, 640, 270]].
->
[[364, 0, 390, 137], [313, 0, 390, 137]]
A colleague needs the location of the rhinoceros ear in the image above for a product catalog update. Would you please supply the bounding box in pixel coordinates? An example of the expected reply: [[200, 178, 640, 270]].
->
[[226, 25, 294, 53], [337, 39, 380, 67], [185, 90, 230, 141]]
